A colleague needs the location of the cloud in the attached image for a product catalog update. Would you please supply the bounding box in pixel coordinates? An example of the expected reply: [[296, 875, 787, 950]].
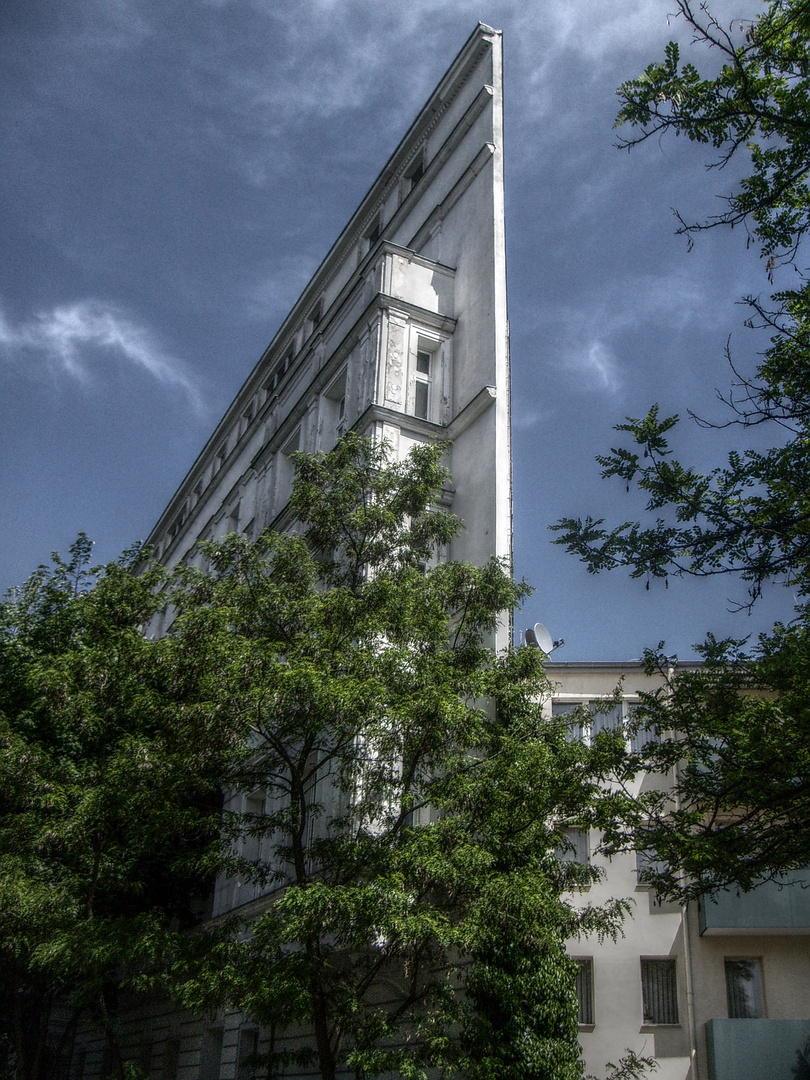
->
[[512, 403, 551, 432], [565, 339, 622, 393], [0, 300, 203, 413]]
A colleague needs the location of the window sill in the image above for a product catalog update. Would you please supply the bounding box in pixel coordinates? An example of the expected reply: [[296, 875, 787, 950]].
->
[[640, 1024, 681, 1032]]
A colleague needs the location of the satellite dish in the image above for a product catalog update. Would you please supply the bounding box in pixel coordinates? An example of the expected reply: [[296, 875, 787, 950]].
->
[[526, 623, 555, 652], [532, 622, 554, 653]]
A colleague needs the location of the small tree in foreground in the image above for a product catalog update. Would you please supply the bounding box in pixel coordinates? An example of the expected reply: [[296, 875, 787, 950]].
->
[[170, 434, 628, 1080]]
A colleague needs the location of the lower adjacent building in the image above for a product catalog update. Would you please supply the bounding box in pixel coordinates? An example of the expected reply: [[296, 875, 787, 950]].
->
[[546, 660, 810, 1080]]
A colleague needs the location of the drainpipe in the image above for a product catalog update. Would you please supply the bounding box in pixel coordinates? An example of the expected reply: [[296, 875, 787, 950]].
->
[[670, 661, 701, 1079], [681, 898, 701, 1080]]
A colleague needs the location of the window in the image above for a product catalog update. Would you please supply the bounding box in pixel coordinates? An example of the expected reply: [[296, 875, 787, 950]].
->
[[323, 368, 348, 445], [641, 958, 679, 1025], [552, 699, 657, 751], [198, 1029, 223, 1080], [170, 506, 187, 541], [138, 1034, 153, 1078], [551, 700, 585, 742], [635, 849, 666, 889], [366, 212, 383, 245], [215, 443, 228, 472], [591, 703, 623, 739], [725, 958, 764, 1018], [556, 827, 589, 865], [163, 1037, 180, 1080], [414, 348, 432, 419], [227, 502, 240, 535], [309, 299, 323, 332], [408, 157, 425, 189], [627, 703, 659, 752], [276, 428, 300, 511], [236, 1028, 259, 1080], [71, 1048, 87, 1080], [242, 791, 265, 866], [404, 151, 426, 196], [574, 958, 595, 1026]]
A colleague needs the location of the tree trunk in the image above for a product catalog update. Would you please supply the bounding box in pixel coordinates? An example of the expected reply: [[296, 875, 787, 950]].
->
[[307, 940, 335, 1080]]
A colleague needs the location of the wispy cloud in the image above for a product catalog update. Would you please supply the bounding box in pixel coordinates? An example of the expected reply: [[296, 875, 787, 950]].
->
[[564, 339, 622, 394], [0, 300, 203, 413]]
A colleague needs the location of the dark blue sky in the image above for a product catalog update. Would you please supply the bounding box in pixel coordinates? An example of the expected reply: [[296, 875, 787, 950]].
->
[[0, 0, 793, 658]]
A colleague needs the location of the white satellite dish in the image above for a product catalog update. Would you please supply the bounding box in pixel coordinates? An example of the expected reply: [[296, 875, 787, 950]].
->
[[525, 623, 554, 652], [532, 622, 554, 653]]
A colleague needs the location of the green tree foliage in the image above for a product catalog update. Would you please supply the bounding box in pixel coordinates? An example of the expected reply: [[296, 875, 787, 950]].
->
[[169, 434, 627, 1080], [553, 0, 810, 899], [0, 538, 237, 1080]]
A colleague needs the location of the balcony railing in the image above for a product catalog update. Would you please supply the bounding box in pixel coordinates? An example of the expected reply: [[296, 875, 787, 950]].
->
[[698, 873, 810, 935], [706, 1018, 810, 1080]]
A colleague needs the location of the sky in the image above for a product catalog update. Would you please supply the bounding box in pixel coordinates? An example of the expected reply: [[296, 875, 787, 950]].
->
[[1, 0, 796, 659]]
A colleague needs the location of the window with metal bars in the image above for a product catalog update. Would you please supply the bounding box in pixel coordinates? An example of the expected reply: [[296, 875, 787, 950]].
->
[[575, 958, 594, 1026], [641, 958, 679, 1025]]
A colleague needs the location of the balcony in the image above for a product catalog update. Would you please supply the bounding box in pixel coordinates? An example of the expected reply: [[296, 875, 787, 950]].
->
[[698, 874, 810, 935], [706, 1019, 810, 1080]]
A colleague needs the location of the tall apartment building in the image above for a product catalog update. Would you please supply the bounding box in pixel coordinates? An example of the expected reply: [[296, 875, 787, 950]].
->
[[76, 24, 810, 1080], [146, 22, 511, 652], [121, 22, 515, 1080]]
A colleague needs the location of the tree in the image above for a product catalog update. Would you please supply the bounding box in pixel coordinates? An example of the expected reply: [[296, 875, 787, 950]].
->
[[0, 537, 237, 1080], [552, 0, 810, 899], [169, 434, 627, 1080]]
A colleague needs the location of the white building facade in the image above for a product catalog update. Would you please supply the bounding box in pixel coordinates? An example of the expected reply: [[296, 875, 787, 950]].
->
[[118, 23, 517, 1080], [147, 21, 511, 651]]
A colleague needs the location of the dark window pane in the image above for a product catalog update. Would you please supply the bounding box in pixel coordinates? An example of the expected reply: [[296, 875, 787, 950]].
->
[[575, 958, 594, 1025], [641, 958, 678, 1025], [414, 381, 429, 419], [725, 959, 764, 1019]]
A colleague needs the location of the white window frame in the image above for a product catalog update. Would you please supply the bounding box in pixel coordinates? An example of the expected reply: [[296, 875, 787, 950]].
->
[[410, 333, 439, 421]]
